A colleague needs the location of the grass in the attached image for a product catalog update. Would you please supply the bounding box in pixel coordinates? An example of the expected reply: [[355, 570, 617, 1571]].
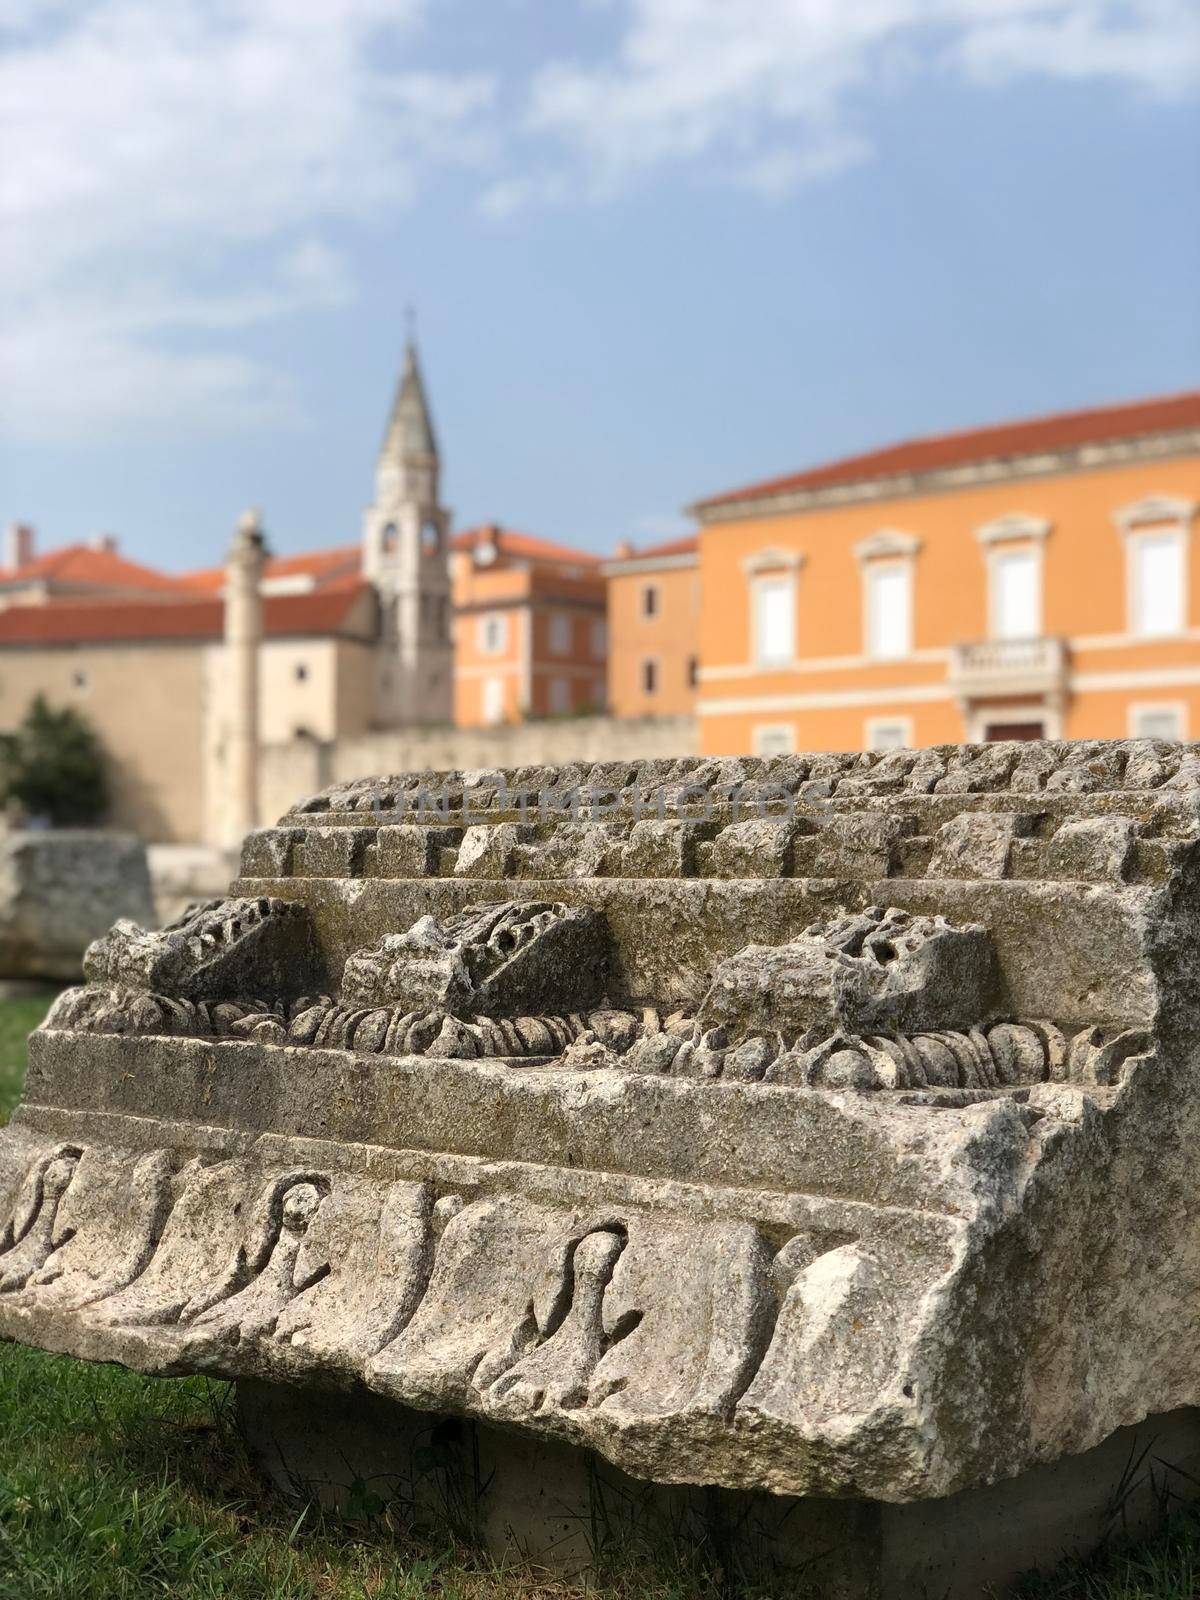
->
[[0, 996, 1195, 1597]]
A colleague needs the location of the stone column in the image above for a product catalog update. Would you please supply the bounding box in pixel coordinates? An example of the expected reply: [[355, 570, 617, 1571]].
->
[[223, 509, 268, 850]]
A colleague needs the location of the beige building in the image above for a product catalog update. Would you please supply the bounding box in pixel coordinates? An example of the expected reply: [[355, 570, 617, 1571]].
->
[[0, 341, 451, 844], [602, 536, 700, 718], [0, 579, 378, 843]]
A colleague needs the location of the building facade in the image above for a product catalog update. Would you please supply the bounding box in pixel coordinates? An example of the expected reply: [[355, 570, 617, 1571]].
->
[[602, 536, 700, 719], [0, 340, 451, 843], [692, 392, 1200, 756], [0, 340, 613, 841], [451, 525, 607, 726]]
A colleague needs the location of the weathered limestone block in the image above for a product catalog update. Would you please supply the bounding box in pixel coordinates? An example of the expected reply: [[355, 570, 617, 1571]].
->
[[929, 812, 1033, 879], [1047, 816, 1137, 881], [0, 829, 155, 980], [711, 817, 803, 878], [341, 900, 608, 1017], [701, 905, 997, 1039], [84, 895, 319, 1001], [619, 819, 708, 878], [453, 823, 534, 878], [8, 738, 1200, 1593], [366, 825, 463, 879], [812, 813, 910, 877]]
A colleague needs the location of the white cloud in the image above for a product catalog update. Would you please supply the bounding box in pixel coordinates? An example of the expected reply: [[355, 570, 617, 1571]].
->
[[477, 172, 569, 219], [957, 3, 1200, 96], [3, 1, 1197, 440], [0, 0, 495, 440], [523, 0, 1200, 196]]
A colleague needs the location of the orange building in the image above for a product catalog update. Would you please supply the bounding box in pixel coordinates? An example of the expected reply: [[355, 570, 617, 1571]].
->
[[450, 524, 608, 726], [691, 392, 1200, 756], [602, 536, 700, 718]]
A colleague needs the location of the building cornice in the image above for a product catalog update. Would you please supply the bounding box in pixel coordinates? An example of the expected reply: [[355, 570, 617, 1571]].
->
[[975, 513, 1052, 545], [1112, 493, 1198, 533], [741, 546, 806, 575], [854, 529, 921, 562], [600, 553, 698, 577], [690, 428, 1200, 526]]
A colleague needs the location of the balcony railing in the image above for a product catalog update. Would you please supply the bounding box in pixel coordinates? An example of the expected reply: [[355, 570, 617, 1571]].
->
[[948, 636, 1068, 700]]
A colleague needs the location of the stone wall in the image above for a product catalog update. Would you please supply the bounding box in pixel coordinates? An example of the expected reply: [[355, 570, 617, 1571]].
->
[[258, 714, 696, 827], [0, 640, 212, 843]]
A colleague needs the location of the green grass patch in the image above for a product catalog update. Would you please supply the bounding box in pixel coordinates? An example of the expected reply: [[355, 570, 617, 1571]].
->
[[0, 994, 1196, 1596], [0, 991, 58, 1123]]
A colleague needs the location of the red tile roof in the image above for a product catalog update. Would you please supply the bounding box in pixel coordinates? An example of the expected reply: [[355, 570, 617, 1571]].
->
[[626, 535, 699, 560], [450, 525, 603, 566], [0, 544, 190, 593], [0, 584, 372, 646], [179, 543, 362, 592], [694, 390, 1200, 511]]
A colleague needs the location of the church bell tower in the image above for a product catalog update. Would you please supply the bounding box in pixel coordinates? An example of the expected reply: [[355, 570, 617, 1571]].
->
[[362, 339, 453, 727]]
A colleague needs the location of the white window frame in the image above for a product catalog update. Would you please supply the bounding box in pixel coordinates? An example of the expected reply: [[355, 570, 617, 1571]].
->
[[548, 612, 572, 657], [482, 676, 506, 724], [1125, 525, 1187, 639], [477, 613, 509, 655], [975, 515, 1051, 644], [590, 619, 607, 659], [862, 561, 913, 661], [752, 723, 796, 757], [1129, 701, 1187, 741], [864, 715, 912, 752], [742, 548, 804, 670], [855, 530, 918, 662], [988, 545, 1043, 641], [749, 573, 797, 668], [548, 676, 571, 715], [1114, 496, 1196, 640]]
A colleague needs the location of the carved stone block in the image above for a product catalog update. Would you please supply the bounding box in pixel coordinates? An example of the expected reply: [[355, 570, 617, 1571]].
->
[[82, 895, 319, 1000], [341, 900, 609, 1016], [700, 905, 997, 1038], [6, 737, 1200, 1588]]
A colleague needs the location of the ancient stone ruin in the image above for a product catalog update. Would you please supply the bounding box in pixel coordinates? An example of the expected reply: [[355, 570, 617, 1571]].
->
[[0, 829, 155, 981], [4, 740, 1200, 1595]]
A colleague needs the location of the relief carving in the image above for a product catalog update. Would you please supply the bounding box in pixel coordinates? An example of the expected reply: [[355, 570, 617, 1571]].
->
[[82, 895, 319, 1000], [0, 1146, 81, 1293], [7, 740, 1199, 1507]]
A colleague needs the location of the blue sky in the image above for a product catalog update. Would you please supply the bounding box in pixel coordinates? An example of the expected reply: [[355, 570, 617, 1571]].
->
[[1, 0, 1198, 571]]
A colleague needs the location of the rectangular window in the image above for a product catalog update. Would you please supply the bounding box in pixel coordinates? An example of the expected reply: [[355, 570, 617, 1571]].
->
[[482, 676, 505, 724], [478, 613, 508, 655], [641, 658, 658, 694], [991, 549, 1039, 640], [1131, 531, 1185, 637], [590, 619, 607, 658], [753, 723, 795, 757], [641, 584, 660, 619], [548, 676, 571, 715], [548, 613, 571, 656], [1131, 704, 1185, 740], [687, 656, 699, 688], [865, 564, 911, 659], [753, 577, 794, 666], [865, 717, 911, 751]]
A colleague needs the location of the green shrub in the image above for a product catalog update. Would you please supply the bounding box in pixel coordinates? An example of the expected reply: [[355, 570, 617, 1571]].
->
[[0, 693, 109, 827]]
